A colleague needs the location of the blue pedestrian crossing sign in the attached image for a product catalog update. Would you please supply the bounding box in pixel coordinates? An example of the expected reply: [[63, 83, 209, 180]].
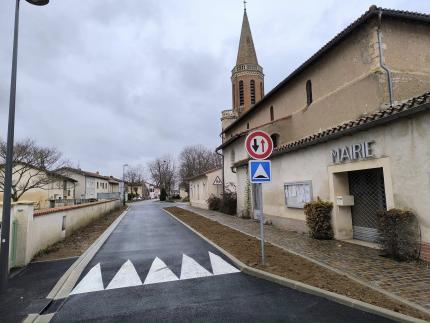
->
[[249, 160, 271, 183]]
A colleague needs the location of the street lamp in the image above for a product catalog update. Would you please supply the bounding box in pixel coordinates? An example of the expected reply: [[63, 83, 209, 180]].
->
[[0, 0, 49, 293], [122, 164, 128, 206]]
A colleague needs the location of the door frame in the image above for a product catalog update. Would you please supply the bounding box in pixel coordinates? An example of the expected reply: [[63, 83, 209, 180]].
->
[[328, 157, 394, 240]]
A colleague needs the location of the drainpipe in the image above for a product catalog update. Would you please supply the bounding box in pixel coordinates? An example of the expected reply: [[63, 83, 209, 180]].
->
[[377, 9, 394, 106]]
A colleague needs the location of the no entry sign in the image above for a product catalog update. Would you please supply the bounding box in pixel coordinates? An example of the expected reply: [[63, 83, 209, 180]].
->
[[245, 130, 273, 160]]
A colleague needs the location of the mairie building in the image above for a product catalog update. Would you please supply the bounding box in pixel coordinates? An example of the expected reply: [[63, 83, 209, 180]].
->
[[217, 6, 430, 260]]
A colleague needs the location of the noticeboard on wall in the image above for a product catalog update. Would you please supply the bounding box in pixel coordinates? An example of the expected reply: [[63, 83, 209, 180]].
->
[[284, 181, 313, 208]]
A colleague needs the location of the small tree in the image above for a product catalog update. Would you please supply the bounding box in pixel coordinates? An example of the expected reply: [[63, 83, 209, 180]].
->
[[160, 188, 167, 201], [0, 138, 66, 202], [124, 165, 145, 197]]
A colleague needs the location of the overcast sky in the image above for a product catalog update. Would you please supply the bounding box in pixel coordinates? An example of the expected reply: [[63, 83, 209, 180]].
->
[[0, 0, 429, 178]]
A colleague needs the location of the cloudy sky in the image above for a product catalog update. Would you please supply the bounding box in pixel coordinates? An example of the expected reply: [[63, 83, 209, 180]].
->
[[0, 0, 429, 178]]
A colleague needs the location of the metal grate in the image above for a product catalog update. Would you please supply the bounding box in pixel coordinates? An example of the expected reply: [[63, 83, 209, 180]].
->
[[348, 168, 386, 242]]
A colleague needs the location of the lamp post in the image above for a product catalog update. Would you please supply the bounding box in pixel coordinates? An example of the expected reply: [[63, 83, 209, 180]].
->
[[122, 164, 128, 206], [0, 0, 49, 293]]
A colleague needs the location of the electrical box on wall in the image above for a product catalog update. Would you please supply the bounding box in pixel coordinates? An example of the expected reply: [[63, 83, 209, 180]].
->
[[336, 195, 354, 206]]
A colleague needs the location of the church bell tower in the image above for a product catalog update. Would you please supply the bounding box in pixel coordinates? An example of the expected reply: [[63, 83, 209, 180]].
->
[[231, 5, 264, 115]]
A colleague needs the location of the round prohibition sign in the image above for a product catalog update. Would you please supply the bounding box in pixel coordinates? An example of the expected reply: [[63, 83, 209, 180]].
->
[[245, 130, 273, 160]]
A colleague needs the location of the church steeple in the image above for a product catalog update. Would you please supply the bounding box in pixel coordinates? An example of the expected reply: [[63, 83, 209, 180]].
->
[[236, 9, 258, 66], [231, 6, 264, 115]]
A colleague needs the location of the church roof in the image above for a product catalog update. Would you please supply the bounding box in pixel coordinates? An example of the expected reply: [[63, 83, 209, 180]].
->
[[229, 91, 430, 167], [222, 5, 430, 134], [236, 10, 258, 66]]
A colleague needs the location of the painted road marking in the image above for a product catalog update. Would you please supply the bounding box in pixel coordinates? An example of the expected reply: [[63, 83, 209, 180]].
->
[[144, 257, 179, 285], [70, 263, 104, 295], [106, 260, 142, 290], [69, 253, 240, 295], [180, 254, 213, 280], [209, 252, 241, 275]]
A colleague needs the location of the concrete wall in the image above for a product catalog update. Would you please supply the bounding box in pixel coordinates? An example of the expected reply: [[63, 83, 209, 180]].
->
[[0, 199, 121, 269], [189, 169, 223, 209]]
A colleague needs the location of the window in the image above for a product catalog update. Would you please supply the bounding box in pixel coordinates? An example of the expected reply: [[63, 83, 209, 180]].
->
[[306, 80, 313, 105], [260, 82, 264, 99], [270, 134, 279, 148], [247, 122, 249, 129], [270, 106, 274, 121], [231, 149, 235, 164], [239, 80, 244, 106], [67, 190, 71, 196], [232, 84, 236, 106], [97, 182, 99, 189], [250, 80, 256, 104]]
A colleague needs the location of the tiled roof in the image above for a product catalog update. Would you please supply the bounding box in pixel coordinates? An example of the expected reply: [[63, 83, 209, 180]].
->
[[186, 167, 222, 181], [233, 91, 430, 168], [58, 167, 112, 181], [222, 6, 430, 134]]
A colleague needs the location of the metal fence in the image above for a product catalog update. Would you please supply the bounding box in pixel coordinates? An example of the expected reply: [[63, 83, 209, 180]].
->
[[47, 198, 96, 209], [97, 192, 121, 200]]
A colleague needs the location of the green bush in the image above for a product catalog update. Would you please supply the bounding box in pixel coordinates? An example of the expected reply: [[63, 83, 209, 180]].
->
[[181, 196, 190, 202], [207, 194, 222, 211], [220, 191, 237, 215], [304, 198, 333, 240], [378, 208, 420, 261], [160, 188, 167, 201]]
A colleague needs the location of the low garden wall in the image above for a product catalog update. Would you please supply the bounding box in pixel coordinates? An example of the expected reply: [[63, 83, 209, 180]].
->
[[0, 199, 121, 269]]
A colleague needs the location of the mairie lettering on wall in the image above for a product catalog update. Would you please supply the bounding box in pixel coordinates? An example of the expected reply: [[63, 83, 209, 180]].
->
[[331, 141, 374, 164]]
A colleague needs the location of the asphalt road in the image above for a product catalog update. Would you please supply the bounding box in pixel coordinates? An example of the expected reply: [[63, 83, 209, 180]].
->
[[51, 200, 393, 322]]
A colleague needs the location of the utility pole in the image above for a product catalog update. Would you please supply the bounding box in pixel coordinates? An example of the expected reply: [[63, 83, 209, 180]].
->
[[0, 0, 50, 293]]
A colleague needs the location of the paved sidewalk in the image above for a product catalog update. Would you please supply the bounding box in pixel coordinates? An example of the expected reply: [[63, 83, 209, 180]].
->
[[179, 204, 430, 313], [0, 257, 76, 323]]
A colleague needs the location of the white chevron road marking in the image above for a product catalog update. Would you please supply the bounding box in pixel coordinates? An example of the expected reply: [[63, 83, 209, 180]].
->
[[69, 252, 238, 296], [209, 252, 240, 275], [70, 263, 104, 295], [144, 257, 179, 285], [180, 254, 212, 280], [106, 260, 142, 290]]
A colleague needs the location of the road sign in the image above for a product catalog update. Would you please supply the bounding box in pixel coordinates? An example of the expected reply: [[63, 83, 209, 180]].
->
[[213, 176, 223, 185], [245, 130, 273, 160], [249, 160, 271, 183]]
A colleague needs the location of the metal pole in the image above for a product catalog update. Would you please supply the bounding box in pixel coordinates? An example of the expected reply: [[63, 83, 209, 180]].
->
[[257, 183, 265, 265], [122, 165, 127, 206], [0, 0, 20, 292]]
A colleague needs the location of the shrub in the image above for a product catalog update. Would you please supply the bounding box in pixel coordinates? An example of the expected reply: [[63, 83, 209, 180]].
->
[[378, 208, 420, 261], [182, 196, 190, 202], [304, 198, 333, 240], [160, 188, 167, 201], [207, 194, 222, 211], [221, 190, 237, 215]]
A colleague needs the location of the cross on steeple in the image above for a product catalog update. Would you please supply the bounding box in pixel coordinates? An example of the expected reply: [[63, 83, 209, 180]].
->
[[243, 0, 247, 12]]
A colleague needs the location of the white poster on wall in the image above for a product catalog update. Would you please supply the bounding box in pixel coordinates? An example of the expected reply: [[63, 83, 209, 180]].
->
[[284, 181, 313, 208]]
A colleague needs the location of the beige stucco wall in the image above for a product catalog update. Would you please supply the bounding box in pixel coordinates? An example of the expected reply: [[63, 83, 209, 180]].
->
[[0, 199, 121, 268], [189, 169, 223, 209], [234, 110, 430, 242]]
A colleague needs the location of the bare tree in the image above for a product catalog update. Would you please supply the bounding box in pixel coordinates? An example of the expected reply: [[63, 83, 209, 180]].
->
[[178, 145, 222, 191], [124, 165, 145, 197], [148, 155, 176, 193], [0, 138, 67, 202]]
